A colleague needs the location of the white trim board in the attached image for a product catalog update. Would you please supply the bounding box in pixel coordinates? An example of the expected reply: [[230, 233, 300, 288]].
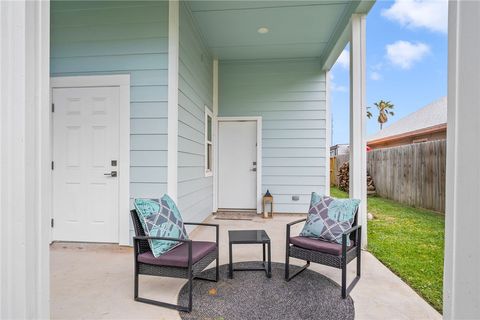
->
[[212, 59, 219, 212], [50, 75, 131, 246], [167, 0, 179, 202], [216, 116, 262, 213], [204, 106, 213, 177], [325, 70, 331, 195]]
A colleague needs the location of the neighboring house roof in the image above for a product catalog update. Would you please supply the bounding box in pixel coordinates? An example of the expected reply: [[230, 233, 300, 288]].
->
[[330, 144, 349, 150], [368, 97, 447, 144]]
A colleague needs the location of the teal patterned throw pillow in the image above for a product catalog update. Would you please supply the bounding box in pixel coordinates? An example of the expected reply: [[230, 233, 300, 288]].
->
[[300, 192, 360, 246], [310, 191, 322, 207], [134, 195, 189, 257]]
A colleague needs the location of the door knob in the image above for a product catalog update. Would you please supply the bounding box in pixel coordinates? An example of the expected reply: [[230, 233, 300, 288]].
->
[[104, 171, 117, 177]]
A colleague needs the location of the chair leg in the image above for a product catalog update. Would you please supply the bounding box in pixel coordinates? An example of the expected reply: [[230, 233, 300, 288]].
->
[[135, 274, 192, 312], [284, 254, 290, 280], [342, 251, 362, 299], [187, 273, 193, 313], [285, 242, 290, 280], [134, 265, 193, 312], [134, 270, 139, 299], [194, 250, 219, 282], [216, 250, 219, 281], [286, 261, 310, 282], [357, 249, 361, 277], [136, 296, 192, 312]]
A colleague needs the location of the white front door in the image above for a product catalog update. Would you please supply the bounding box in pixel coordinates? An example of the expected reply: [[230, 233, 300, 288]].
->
[[218, 121, 257, 209], [52, 87, 120, 243]]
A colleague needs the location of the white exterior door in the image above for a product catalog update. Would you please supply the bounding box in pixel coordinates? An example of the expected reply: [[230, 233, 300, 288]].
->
[[218, 121, 257, 209], [52, 87, 120, 243]]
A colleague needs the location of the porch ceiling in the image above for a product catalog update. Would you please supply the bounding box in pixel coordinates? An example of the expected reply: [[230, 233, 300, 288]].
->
[[187, 1, 373, 62]]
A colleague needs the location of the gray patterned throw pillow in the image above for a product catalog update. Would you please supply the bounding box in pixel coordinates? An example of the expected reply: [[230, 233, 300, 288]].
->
[[300, 193, 360, 246], [134, 195, 189, 257]]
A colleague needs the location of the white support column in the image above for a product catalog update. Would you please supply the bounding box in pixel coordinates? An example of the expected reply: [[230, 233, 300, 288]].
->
[[349, 14, 368, 248], [444, 1, 480, 318], [167, 0, 179, 201], [0, 0, 50, 318], [212, 59, 219, 212]]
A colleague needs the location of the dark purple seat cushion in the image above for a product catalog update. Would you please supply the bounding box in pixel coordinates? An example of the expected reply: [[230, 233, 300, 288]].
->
[[290, 236, 353, 256], [138, 241, 216, 267]]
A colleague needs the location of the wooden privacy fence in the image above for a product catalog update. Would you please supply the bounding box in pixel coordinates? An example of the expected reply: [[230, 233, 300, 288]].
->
[[331, 140, 446, 213], [367, 140, 446, 213]]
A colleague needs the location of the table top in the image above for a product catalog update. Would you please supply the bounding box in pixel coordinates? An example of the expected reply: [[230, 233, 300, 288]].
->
[[228, 230, 270, 244]]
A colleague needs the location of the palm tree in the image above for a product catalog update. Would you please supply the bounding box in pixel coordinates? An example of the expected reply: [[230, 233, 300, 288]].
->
[[369, 100, 394, 129]]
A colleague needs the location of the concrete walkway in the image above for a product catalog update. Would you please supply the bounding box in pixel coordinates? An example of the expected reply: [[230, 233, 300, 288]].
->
[[51, 214, 441, 319]]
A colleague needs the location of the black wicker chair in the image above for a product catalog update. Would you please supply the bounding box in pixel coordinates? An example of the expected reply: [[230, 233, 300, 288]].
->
[[130, 209, 219, 312], [285, 210, 361, 299]]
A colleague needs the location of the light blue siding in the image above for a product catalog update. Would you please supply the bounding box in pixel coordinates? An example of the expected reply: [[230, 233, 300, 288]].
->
[[177, 4, 214, 222], [50, 1, 169, 205], [219, 59, 327, 213], [50, 1, 327, 223]]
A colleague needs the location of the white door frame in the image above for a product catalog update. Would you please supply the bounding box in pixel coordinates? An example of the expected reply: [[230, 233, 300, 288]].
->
[[50, 75, 130, 245], [215, 116, 262, 213]]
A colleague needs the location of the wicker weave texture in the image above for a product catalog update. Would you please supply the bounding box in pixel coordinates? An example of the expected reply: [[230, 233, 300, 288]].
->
[[138, 249, 218, 279], [289, 245, 357, 269], [130, 210, 151, 254]]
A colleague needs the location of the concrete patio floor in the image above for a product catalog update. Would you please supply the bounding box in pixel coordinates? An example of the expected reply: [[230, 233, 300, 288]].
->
[[51, 214, 441, 319]]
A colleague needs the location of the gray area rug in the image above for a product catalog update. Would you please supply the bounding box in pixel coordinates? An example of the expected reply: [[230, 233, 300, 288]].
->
[[178, 262, 355, 320]]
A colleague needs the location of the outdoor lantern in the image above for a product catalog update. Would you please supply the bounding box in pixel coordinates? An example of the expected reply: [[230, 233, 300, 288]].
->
[[262, 190, 274, 219]]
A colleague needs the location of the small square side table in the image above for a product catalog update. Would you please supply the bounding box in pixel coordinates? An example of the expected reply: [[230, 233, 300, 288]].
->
[[228, 230, 271, 279]]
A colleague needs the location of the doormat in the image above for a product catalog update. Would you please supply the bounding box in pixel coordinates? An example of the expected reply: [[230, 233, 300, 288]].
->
[[214, 212, 256, 221]]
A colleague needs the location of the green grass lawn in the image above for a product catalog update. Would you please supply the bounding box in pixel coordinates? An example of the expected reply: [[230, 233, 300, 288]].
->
[[330, 187, 445, 312]]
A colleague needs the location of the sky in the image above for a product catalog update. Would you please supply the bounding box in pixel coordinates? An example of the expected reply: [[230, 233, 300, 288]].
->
[[330, 0, 448, 145]]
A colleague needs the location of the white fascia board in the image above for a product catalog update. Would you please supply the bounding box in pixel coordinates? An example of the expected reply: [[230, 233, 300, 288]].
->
[[320, 0, 375, 71], [167, 0, 179, 201]]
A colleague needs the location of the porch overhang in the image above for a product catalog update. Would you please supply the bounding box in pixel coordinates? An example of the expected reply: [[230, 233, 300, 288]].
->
[[186, 0, 374, 68], [184, 1, 373, 247]]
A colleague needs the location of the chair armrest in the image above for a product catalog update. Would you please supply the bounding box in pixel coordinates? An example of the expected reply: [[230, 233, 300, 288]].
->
[[286, 218, 307, 246], [183, 222, 220, 246], [342, 224, 361, 236], [341, 225, 362, 257], [287, 218, 307, 227], [134, 235, 192, 243], [184, 222, 218, 227]]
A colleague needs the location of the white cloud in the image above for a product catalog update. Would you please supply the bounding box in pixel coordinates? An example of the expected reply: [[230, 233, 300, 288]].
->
[[385, 40, 430, 69], [336, 49, 349, 69], [382, 0, 448, 34], [329, 71, 347, 92], [331, 83, 348, 92], [370, 71, 382, 81], [371, 62, 384, 71]]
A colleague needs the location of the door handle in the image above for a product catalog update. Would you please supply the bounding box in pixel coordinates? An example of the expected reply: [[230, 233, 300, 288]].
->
[[104, 171, 117, 177], [250, 168, 257, 172]]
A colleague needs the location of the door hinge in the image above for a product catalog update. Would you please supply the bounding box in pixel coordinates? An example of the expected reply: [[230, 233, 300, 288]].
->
[[51, 218, 54, 228], [51, 161, 54, 170], [52, 103, 55, 113]]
